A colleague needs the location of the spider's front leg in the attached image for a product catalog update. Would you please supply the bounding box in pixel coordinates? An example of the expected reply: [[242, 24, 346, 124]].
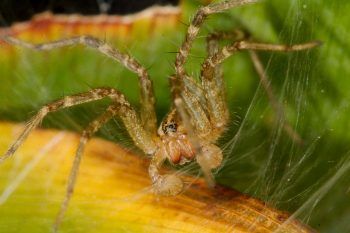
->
[[175, 0, 258, 76]]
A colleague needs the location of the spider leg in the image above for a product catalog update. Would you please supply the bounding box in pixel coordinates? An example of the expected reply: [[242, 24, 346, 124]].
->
[[203, 40, 321, 67], [0, 87, 156, 163], [202, 37, 320, 143], [170, 75, 212, 138], [175, 0, 258, 76], [3, 36, 157, 135], [53, 104, 116, 232], [200, 31, 247, 139]]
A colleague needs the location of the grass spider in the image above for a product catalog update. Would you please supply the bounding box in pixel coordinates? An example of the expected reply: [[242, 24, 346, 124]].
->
[[0, 0, 320, 231]]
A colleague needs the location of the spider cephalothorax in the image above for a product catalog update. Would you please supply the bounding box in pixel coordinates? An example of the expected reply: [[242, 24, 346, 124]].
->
[[0, 0, 320, 231]]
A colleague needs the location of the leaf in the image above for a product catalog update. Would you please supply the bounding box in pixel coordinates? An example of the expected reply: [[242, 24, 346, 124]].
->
[[0, 122, 315, 233]]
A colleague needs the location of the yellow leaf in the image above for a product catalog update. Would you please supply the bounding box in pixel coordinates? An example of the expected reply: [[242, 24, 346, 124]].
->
[[0, 122, 315, 233]]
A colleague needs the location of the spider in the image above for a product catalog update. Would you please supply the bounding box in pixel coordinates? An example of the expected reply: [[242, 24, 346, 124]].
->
[[0, 0, 320, 231]]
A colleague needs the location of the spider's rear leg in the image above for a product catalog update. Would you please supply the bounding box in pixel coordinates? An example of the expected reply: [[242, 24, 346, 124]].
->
[[4, 35, 158, 135], [202, 37, 320, 143]]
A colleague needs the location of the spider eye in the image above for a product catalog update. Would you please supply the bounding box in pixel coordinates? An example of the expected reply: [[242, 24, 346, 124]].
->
[[164, 122, 177, 134]]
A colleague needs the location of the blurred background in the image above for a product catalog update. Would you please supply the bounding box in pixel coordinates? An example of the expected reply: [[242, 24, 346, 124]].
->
[[0, 0, 349, 232]]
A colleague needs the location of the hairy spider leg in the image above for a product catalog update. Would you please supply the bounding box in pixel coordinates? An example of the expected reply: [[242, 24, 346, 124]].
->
[[200, 31, 248, 140], [201, 39, 321, 77], [202, 37, 320, 142], [174, 0, 258, 76], [3, 36, 157, 135], [170, 72, 216, 140]]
